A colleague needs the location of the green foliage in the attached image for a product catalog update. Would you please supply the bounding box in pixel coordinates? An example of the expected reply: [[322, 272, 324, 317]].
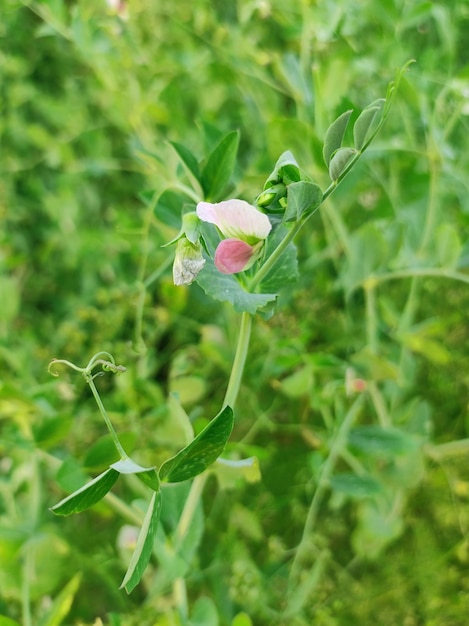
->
[[160, 406, 234, 483], [51, 468, 120, 515], [120, 490, 162, 594], [1, 0, 469, 624]]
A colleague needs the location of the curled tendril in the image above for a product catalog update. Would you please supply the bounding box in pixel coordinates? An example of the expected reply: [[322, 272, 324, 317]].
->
[[48, 358, 83, 377], [94, 360, 127, 374], [48, 352, 127, 379]]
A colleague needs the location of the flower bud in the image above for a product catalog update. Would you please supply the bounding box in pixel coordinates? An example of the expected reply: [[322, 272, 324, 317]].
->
[[172, 238, 205, 286], [256, 183, 287, 211]]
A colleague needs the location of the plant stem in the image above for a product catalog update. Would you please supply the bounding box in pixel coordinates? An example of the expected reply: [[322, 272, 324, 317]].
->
[[175, 473, 209, 545], [171, 311, 253, 620], [287, 395, 364, 607], [21, 551, 33, 626], [223, 311, 253, 408], [87, 376, 128, 459], [249, 221, 304, 292], [425, 438, 469, 460], [370, 267, 469, 286]]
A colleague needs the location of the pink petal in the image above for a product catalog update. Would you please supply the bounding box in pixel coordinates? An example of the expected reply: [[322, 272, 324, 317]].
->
[[214, 239, 256, 274], [197, 199, 271, 242]]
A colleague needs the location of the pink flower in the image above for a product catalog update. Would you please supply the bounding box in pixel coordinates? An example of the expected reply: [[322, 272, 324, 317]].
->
[[197, 199, 271, 274]]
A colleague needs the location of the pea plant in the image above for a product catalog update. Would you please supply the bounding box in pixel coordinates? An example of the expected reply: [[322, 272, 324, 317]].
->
[[49, 64, 411, 612]]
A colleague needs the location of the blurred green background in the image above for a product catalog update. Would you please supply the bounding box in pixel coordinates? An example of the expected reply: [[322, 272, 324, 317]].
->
[[1, 0, 469, 624]]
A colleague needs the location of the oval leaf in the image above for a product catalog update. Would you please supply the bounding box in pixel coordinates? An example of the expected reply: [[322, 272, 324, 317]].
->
[[196, 258, 277, 314], [328, 147, 357, 181], [353, 103, 383, 151], [329, 473, 383, 499], [121, 489, 162, 593], [201, 131, 240, 201], [51, 468, 120, 515], [169, 140, 201, 182], [284, 181, 323, 222], [159, 406, 234, 483], [258, 223, 298, 293], [348, 426, 419, 458], [323, 109, 352, 165]]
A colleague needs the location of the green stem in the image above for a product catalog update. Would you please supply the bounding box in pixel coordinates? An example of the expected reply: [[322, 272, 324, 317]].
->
[[87, 376, 128, 459], [249, 220, 304, 292], [171, 312, 253, 618], [223, 311, 253, 409], [287, 396, 364, 605], [105, 492, 145, 526], [21, 551, 33, 626], [425, 438, 469, 461], [173, 577, 189, 623], [175, 473, 209, 545], [370, 267, 469, 286], [367, 381, 391, 428], [249, 67, 411, 297], [364, 280, 378, 354]]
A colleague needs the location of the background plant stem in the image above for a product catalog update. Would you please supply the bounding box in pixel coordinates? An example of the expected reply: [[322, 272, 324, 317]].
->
[[286, 395, 365, 610]]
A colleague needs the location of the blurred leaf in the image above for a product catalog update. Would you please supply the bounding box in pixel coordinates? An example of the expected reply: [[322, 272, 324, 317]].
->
[[329, 473, 383, 499], [0, 276, 20, 333], [201, 131, 240, 201], [0, 618, 21, 626], [352, 501, 404, 559], [351, 347, 399, 381], [353, 101, 384, 150], [436, 222, 462, 269], [323, 109, 352, 165], [51, 468, 119, 515], [264, 150, 301, 188], [328, 147, 357, 180], [214, 456, 261, 489], [160, 406, 234, 483], [190, 596, 219, 626], [166, 393, 195, 443], [38, 573, 81, 626], [151, 489, 204, 587], [33, 416, 72, 450], [196, 258, 277, 314], [348, 426, 419, 458], [342, 223, 391, 294], [231, 613, 253, 626], [121, 490, 162, 593], [56, 457, 88, 493], [278, 365, 313, 398], [169, 375, 206, 407], [169, 140, 201, 182], [399, 332, 451, 364], [154, 189, 194, 229], [284, 181, 323, 222], [83, 432, 137, 472]]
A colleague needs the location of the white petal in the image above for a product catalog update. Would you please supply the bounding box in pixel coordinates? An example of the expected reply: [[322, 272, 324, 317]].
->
[[197, 199, 271, 242]]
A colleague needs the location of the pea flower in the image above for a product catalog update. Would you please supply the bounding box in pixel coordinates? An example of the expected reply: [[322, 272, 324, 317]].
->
[[196, 199, 272, 274]]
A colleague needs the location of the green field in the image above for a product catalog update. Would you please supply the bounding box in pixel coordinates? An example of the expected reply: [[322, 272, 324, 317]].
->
[[1, 1, 469, 624]]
